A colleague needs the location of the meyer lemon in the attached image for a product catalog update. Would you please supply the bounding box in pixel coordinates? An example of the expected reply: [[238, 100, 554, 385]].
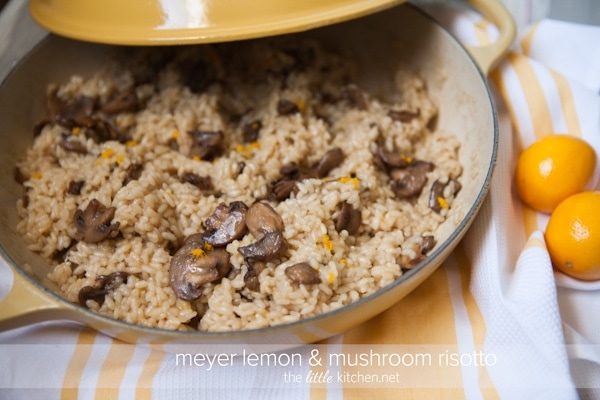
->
[[545, 191, 600, 281], [515, 134, 596, 213]]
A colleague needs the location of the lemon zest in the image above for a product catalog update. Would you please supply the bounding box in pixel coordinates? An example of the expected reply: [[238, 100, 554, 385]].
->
[[203, 243, 214, 251], [327, 272, 335, 284], [190, 248, 206, 258], [100, 148, 114, 159], [437, 197, 449, 209], [322, 235, 333, 251], [339, 176, 360, 188], [294, 98, 306, 112], [235, 142, 261, 159]]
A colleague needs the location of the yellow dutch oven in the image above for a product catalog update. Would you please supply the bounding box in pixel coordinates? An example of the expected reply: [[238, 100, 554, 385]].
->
[[0, 0, 515, 346]]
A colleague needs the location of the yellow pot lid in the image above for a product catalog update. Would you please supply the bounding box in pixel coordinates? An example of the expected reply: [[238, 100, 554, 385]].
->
[[29, 0, 406, 46]]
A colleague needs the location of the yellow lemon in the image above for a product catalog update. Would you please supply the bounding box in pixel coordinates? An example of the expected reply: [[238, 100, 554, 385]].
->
[[545, 191, 600, 281], [515, 134, 596, 213]]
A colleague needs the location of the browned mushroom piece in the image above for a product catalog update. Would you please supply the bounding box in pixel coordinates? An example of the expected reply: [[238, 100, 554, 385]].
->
[[14, 167, 27, 185], [59, 134, 88, 154], [389, 160, 434, 199], [179, 172, 213, 191], [340, 84, 367, 110], [78, 271, 129, 308], [169, 239, 232, 301], [421, 235, 436, 254], [67, 180, 85, 195], [313, 147, 344, 178], [402, 235, 436, 269], [211, 248, 233, 279], [285, 262, 322, 285], [387, 109, 420, 123], [428, 179, 461, 213], [100, 87, 139, 114], [376, 144, 411, 169], [182, 232, 205, 246], [86, 118, 123, 143], [244, 260, 267, 291], [245, 202, 285, 240], [33, 120, 51, 137], [335, 201, 362, 234], [238, 231, 288, 261], [73, 199, 120, 243], [279, 162, 300, 177], [123, 163, 143, 185], [47, 87, 96, 128], [428, 180, 447, 213], [242, 120, 262, 143], [268, 148, 345, 201], [277, 99, 300, 115], [188, 130, 224, 161], [203, 201, 249, 247], [269, 177, 298, 201]]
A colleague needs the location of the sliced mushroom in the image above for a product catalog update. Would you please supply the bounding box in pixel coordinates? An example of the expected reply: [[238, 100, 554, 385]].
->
[[78, 271, 129, 308], [73, 199, 120, 243], [268, 148, 346, 200], [389, 161, 434, 198], [421, 235, 436, 254], [428, 180, 447, 213], [47, 87, 96, 128], [269, 177, 298, 201], [238, 231, 288, 261], [203, 202, 249, 246], [277, 99, 300, 115], [244, 260, 267, 291], [340, 84, 367, 110], [402, 235, 436, 269], [242, 120, 262, 143], [188, 130, 224, 161], [67, 180, 85, 195], [313, 147, 344, 178], [428, 179, 461, 213], [59, 134, 88, 154], [169, 239, 232, 301], [387, 109, 420, 123], [182, 232, 205, 246], [285, 262, 322, 285], [123, 163, 143, 185], [33, 120, 51, 137], [14, 167, 27, 185], [377, 144, 411, 169], [245, 202, 284, 240], [179, 172, 213, 191], [211, 248, 233, 279], [100, 87, 139, 114], [335, 201, 362, 234], [86, 118, 122, 143]]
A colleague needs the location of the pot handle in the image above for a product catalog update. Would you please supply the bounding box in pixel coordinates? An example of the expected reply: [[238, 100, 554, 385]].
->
[[0, 262, 70, 331], [465, 0, 517, 74]]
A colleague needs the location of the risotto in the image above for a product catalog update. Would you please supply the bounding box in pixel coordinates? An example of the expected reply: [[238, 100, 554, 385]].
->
[[15, 37, 462, 332]]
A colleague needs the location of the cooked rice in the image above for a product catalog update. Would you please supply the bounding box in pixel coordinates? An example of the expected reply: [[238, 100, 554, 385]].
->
[[15, 37, 462, 331]]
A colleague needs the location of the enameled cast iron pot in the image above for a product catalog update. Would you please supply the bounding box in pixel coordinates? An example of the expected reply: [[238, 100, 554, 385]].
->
[[0, 1, 514, 346]]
